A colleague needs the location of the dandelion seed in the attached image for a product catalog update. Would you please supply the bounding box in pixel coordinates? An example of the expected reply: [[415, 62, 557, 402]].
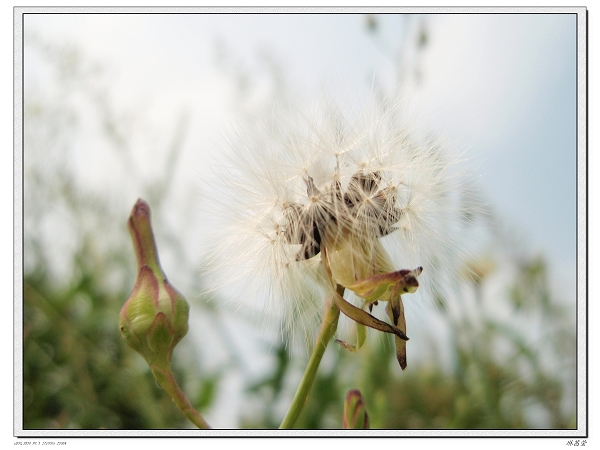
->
[[203, 97, 473, 369]]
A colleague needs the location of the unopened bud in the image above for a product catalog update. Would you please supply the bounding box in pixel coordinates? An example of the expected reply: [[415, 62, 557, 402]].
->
[[342, 389, 369, 429], [119, 199, 189, 368]]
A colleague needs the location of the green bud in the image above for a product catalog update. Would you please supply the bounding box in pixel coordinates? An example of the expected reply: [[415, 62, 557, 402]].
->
[[119, 199, 189, 368], [342, 389, 369, 429]]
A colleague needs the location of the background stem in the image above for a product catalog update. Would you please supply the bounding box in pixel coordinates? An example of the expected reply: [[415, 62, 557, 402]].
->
[[151, 364, 211, 429], [279, 285, 345, 429]]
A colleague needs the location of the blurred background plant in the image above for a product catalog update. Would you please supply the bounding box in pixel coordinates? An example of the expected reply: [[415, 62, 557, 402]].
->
[[22, 33, 222, 429], [239, 215, 576, 429], [21, 13, 578, 430]]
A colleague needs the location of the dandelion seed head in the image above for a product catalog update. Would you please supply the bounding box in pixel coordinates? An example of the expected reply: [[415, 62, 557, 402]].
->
[[202, 97, 475, 350]]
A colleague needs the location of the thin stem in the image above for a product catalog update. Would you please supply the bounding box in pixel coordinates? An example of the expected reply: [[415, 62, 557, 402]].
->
[[151, 364, 211, 429], [279, 285, 345, 429]]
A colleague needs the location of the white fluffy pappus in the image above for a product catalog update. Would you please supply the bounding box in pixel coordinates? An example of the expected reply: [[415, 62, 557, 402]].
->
[[201, 97, 476, 350]]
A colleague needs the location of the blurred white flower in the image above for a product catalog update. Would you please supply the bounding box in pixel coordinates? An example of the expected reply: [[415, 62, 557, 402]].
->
[[203, 96, 474, 362]]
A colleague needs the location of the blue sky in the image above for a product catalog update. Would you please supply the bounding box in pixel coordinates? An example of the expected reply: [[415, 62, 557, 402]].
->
[[24, 12, 579, 293]]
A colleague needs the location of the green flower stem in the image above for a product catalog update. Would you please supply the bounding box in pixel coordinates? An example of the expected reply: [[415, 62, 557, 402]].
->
[[279, 285, 345, 429], [151, 364, 211, 429]]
